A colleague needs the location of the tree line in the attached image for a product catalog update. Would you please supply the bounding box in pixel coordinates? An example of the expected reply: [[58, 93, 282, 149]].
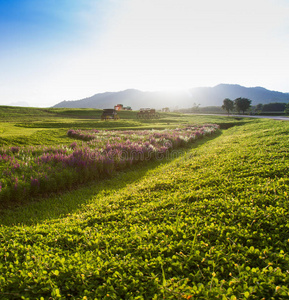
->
[[177, 99, 289, 115], [222, 99, 289, 115]]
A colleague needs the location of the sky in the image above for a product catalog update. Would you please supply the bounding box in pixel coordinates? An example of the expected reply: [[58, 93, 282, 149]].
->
[[0, 0, 289, 107]]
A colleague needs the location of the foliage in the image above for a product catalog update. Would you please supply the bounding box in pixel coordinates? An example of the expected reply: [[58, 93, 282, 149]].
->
[[222, 98, 234, 115], [234, 98, 252, 114], [0, 119, 289, 299], [253, 103, 263, 114], [284, 103, 289, 115], [251, 103, 288, 115], [262, 102, 286, 112]]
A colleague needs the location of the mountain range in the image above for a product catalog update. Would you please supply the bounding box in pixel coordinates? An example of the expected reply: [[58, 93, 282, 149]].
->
[[53, 84, 289, 110]]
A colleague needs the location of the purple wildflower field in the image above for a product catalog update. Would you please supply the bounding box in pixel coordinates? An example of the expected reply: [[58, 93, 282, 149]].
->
[[0, 124, 219, 204]]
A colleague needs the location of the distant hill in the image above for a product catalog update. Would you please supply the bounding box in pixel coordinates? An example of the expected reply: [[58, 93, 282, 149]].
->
[[53, 84, 289, 110], [190, 84, 289, 106]]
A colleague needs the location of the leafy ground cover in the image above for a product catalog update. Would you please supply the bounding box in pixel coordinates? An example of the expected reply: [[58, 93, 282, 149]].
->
[[0, 124, 218, 207], [0, 118, 289, 299]]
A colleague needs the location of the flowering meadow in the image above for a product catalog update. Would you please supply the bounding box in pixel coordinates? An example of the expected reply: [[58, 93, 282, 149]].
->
[[0, 124, 219, 205]]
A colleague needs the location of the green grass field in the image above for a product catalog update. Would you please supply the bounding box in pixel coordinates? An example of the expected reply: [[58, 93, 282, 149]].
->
[[0, 106, 288, 299]]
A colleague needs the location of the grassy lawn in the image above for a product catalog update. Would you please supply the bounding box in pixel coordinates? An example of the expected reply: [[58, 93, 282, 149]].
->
[[0, 107, 288, 299]]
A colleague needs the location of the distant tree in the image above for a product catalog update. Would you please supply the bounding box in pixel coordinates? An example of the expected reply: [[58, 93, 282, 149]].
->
[[191, 103, 200, 113], [255, 103, 263, 112], [284, 103, 289, 114], [234, 97, 252, 115], [222, 98, 234, 115], [252, 103, 263, 115]]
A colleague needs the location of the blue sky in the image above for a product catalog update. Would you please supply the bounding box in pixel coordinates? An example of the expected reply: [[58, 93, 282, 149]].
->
[[1, 0, 289, 107], [3, 1, 77, 49]]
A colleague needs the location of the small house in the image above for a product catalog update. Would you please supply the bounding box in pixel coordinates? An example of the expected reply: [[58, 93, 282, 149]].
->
[[114, 104, 123, 111]]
